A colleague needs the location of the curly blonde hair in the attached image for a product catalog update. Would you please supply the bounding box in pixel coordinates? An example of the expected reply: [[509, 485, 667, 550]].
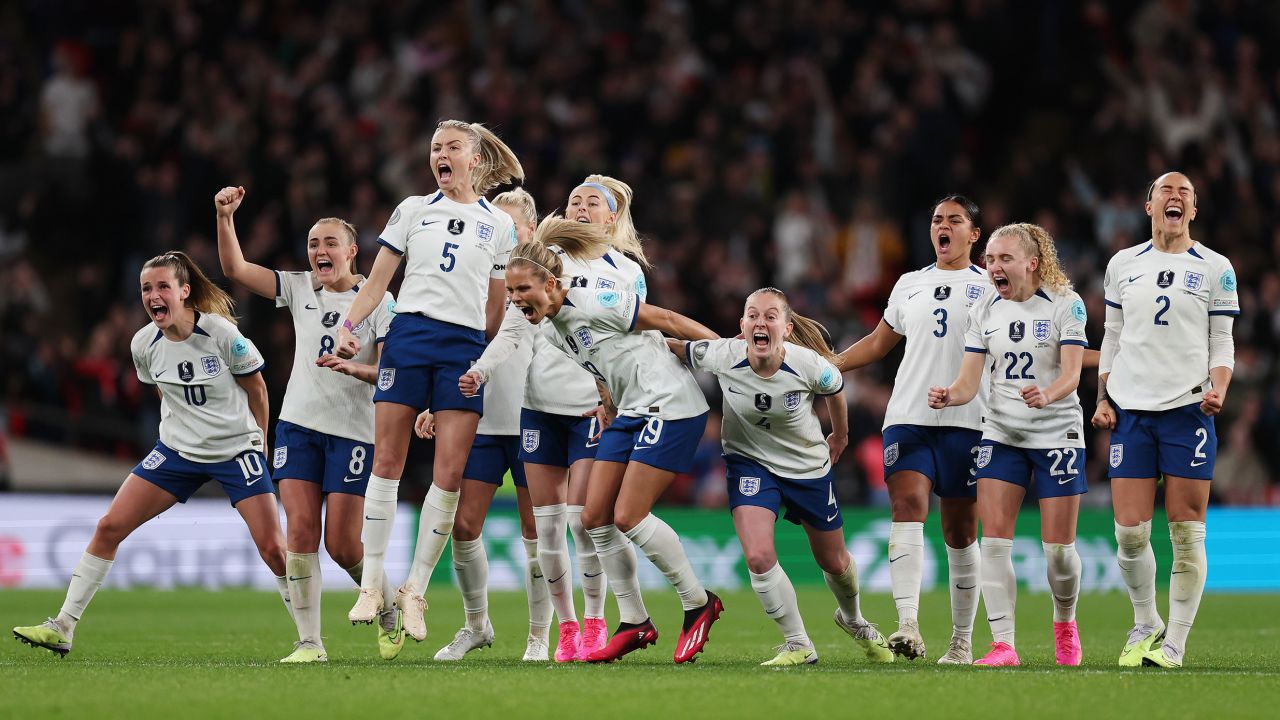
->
[[989, 223, 1073, 292]]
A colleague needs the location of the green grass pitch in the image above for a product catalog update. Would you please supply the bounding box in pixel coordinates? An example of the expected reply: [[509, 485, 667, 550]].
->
[[2, 589, 1277, 719]]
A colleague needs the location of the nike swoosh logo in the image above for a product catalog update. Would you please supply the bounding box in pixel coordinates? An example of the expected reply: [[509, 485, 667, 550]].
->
[[967, 478, 977, 486], [955, 584, 976, 590], [1058, 477, 1074, 485], [1172, 570, 1189, 575], [305, 304, 317, 310], [1127, 275, 1144, 282], [343, 476, 361, 483], [154, 370, 167, 377], [984, 329, 997, 335], [1190, 460, 1206, 467], [726, 386, 745, 395], [246, 477, 260, 486], [825, 513, 838, 522], [287, 576, 311, 582], [889, 554, 908, 563], [531, 573, 543, 580], [432, 529, 448, 535], [548, 572, 567, 584], [908, 291, 922, 299], [364, 515, 385, 521], [764, 606, 782, 614], [584, 571, 603, 578], [422, 220, 439, 227], [988, 615, 1007, 622]]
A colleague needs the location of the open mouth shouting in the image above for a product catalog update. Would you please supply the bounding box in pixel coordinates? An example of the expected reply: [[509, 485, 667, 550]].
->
[[437, 159, 453, 186], [316, 256, 334, 276], [991, 272, 1011, 295], [937, 230, 952, 253], [751, 330, 770, 352], [149, 301, 169, 323], [1163, 203, 1184, 225]]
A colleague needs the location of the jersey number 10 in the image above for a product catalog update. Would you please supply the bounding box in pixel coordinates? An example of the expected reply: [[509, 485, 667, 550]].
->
[[182, 385, 207, 406]]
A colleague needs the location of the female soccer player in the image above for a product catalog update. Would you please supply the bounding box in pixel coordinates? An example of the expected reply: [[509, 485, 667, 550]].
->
[[675, 288, 894, 666], [928, 223, 1088, 667], [213, 186, 399, 663], [13, 252, 290, 658], [460, 176, 649, 662], [1093, 172, 1237, 669], [501, 221, 723, 664], [422, 188, 553, 662], [836, 195, 991, 664], [337, 120, 522, 644]]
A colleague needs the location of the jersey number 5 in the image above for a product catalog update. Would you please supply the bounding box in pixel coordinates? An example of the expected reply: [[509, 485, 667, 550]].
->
[[440, 242, 460, 272]]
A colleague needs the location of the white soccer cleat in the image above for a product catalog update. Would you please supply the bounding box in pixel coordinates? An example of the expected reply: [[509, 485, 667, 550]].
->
[[833, 611, 895, 663], [887, 620, 926, 660], [348, 587, 383, 625], [936, 634, 973, 665], [280, 640, 328, 663], [395, 586, 428, 642], [433, 621, 495, 661], [523, 634, 550, 662]]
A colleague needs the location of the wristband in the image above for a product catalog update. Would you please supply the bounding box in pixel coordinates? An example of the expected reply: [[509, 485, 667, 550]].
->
[[343, 319, 355, 332]]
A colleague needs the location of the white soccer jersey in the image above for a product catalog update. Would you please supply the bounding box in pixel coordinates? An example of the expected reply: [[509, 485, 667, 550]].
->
[[964, 287, 1088, 449], [130, 313, 267, 463], [543, 288, 708, 421], [275, 271, 395, 443], [689, 339, 843, 479], [477, 300, 533, 436], [377, 192, 517, 331], [1103, 241, 1239, 411], [881, 264, 993, 431]]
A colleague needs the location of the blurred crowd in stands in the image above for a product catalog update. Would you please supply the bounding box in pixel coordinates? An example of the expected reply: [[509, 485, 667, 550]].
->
[[2, 0, 1279, 504]]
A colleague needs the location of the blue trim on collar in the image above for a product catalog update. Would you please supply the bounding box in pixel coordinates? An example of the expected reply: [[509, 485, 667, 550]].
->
[[779, 362, 800, 376], [1136, 243, 1153, 256], [732, 358, 751, 369], [192, 312, 211, 336], [970, 265, 983, 274], [1188, 246, 1204, 259], [1035, 288, 1052, 302], [562, 296, 575, 308], [603, 252, 618, 268], [477, 197, 493, 214], [150, 329, 164, 346], [428, 191, 444, 204]]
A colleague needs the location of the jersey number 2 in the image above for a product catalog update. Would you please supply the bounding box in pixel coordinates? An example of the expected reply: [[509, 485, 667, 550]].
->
[[1154, 295, 1171, 325]]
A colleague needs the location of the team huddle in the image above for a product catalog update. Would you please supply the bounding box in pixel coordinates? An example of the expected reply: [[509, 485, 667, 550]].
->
[[13, 121, 1236, 671]]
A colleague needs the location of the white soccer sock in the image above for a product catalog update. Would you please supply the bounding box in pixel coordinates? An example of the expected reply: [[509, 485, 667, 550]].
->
[[523, 537, 552, 639], [1115, 520, 1162, 627], [360, 475, 400, 592], [625, 514, 708, 611], [750, 563, 809, 645], [588, 524, 649, 624], [55, 552, 113, 637], [1165, 521, 1207, 657], [888, 521, 924, 624], [980, 537, 1017, 647], [452, 537, 489, 631], [1043, 542, 1081, 623], [533, 504, 577, 623], [568, 504, 607, 619], [286, 552, 322, 643], [945, 541, 980, 639], [404, 484, 459, 595], [822, 552, 865, 625]]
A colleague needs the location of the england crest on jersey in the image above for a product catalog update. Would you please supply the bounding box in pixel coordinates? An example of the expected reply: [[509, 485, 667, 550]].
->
[[596, 278, 616, 290], [784, 391, 802, 411], [883, 442, 899, 467], [1110, 443, 1124, 468], [739, 476, 761, 497], [1184, 271, 1204, 291], [273, 447, 288, 469], [966, 284, 985, 302], [1033, 320, 1052, 342], [574, 327, 594, 349], [522, 429, 540, 453], [141, 448, 166, 470], [477, 222, 494, 241], [201, 355, 221, 376], [976, 445, 992, 469], [377, 368, 395, 391]]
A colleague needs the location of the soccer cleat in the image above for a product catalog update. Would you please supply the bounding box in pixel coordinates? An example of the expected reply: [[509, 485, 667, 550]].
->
[[280, 640, 328, 663], [395, 586, 428, 642], [936, 634, 973, 665], [760, 642, 818, 666], [674, 591, 724, 664], [1054, 620, 1082, 666], [585, 619, 660, 663], [1142, 644, 1183, 669], [13, 619, 72, 657], [974, 641, 1021, 667], [377, 607, 405, 660], [554, 620, 580, 663], [1119, 623, 1165, 667], [433, 621, 495, 661], [348, 586, 383, 625], [887, 620, 926, 660], [833, 610, 895, 663], [576, 616, 609, 661], [523, 634, 550, 662]]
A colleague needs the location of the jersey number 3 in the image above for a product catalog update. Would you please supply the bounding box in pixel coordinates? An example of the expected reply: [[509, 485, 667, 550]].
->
[[933, 308, 948, 337]]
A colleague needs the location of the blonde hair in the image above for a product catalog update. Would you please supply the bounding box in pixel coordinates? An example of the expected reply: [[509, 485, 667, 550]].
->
[[493, 187, 538, 226], [580, 173, 649, 268], [143, 251, 237, 323], [747, 287, 839, 364], [436, 120, 524, 195], [532, 217, 612, 264], [509, 242, 563, 284], [989, 223, 1073, 292], [313, 216, 360, 276]]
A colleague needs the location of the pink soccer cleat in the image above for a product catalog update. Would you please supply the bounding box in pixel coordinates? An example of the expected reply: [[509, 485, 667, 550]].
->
[[973, 641, 1021, 667], [554, 620, 580, 663], [576, 617, 609, 661], [1054, 621, 1082, 666]]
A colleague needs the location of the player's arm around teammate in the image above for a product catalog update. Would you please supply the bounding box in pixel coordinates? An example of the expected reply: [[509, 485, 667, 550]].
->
[[835, 195, 990, 664], [336, 120, 523, 644], [677, 288, 895, 667], [215, 186, 401, 662], [1092, 172, 1238, 669], [14, 253, 289, 658], [930, 223, 1088, 667]]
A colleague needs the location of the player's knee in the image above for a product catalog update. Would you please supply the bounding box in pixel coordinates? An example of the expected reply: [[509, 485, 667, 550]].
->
[[744, 549, 778, 575], [612, 510, 642, 534], [323, 536, 361, 569], [452, 515, 482, 542], [889, 492, 928, 522], [287, 517, 322, 553], [93, 513, 131, 548], [371, 453, 406, 479], [943, 526, 976, 548], [580, 507, 608, 531], [815, 549, 848, 576], [1115, 521, 1151, 553]]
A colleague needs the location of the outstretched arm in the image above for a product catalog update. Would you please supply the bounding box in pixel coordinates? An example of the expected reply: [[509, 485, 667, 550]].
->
[[835, 320, 902, 372], [635, 303, 718, 341], [214, 186, 276, 299]]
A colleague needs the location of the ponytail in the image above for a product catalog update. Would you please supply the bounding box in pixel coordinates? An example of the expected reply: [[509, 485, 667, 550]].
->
[[580, 174, 649, 268], [437, 119, 525, 195], [143, 251, 237, 323], [747, 287, 839, 364], [532, 217, 611, 263], [990, 223, 1073, 293], [493, 187, 538, 226]]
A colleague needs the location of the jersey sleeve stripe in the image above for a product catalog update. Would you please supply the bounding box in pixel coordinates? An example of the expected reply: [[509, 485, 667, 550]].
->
[[882, 317, 895, 330], [817, 381, 844, 396], [964, 346, 986, 353], [683, 341, 693, 366], [232, 363, 265, 377], [274, 271, 282, 298], [376, 238, 405, 256], [1208, 310, 1240, 316], [1060, 339, 1089, 347], [627, 299, 639, 331], [1104, 299, 1121, 308]]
